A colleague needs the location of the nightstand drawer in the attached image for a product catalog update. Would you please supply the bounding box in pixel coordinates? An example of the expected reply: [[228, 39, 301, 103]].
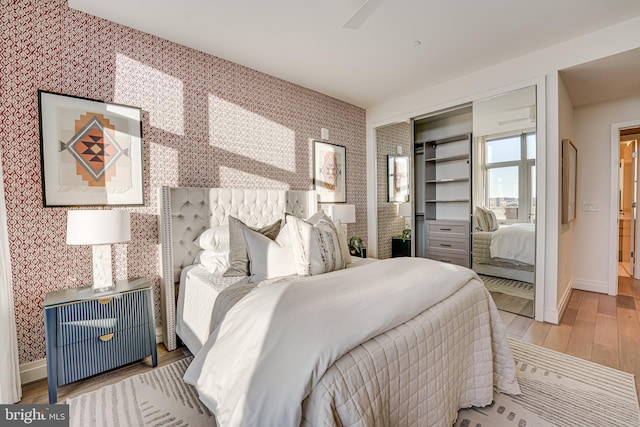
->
[[426, 249, 470, 268], [56, 290, 149, 346], [426, 236, 468, 253], [57, 325, 151, 385], [426, 220, 469, 237]]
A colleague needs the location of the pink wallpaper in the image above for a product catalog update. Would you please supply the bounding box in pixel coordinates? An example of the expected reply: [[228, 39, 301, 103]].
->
[[2, 0, 366, 364]]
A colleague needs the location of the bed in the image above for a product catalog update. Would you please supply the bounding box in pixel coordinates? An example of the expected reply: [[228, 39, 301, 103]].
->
[[473, 223, 535, 284], [159, 186, 520, 427]]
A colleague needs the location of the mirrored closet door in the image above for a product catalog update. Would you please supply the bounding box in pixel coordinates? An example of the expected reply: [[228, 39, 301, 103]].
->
[[471, 86, 537, 317]]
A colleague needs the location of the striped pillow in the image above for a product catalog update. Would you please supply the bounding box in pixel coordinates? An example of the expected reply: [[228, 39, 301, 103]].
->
[[286, 215, 345, 276]]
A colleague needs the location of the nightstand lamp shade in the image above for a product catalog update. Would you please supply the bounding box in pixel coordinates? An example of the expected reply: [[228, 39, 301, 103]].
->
[[327, 204, 356, 224], [398, 203, 411, 228], [327, 204, 356, 234], [66, 210, 131, 292]]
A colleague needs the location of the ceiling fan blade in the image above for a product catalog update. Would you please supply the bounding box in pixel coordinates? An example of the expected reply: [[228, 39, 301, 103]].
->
[[343, 0, 385, 30]]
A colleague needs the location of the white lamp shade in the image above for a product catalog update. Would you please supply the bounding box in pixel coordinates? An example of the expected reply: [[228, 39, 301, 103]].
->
[[328, 204, 356, 224], [398, 203, 412, 218], [66, 210, 131, 245]]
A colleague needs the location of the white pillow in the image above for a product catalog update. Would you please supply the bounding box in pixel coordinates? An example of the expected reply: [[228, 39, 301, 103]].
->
[[194, 250, 229, 275], [306, 209, 327, 225], [193, 225, 230, 253], [286, 215, 345, 276], [242, 223, 297, 282], [333, 219, 352, 265]]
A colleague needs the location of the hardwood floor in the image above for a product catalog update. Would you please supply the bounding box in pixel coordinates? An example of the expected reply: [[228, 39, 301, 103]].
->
[[19, 276, 640, 404], [501, 275, 640, 400]]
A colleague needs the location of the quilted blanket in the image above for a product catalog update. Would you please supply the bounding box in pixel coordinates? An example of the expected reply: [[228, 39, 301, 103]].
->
[[184, 257, 520, 427]]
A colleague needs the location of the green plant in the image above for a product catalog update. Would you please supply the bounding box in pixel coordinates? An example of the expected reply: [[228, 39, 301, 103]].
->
[[349, 236, 364, 255], [401, 228, 411, 240]]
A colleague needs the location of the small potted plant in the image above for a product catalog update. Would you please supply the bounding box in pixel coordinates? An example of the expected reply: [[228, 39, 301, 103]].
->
[[349, 236, 365, 258]]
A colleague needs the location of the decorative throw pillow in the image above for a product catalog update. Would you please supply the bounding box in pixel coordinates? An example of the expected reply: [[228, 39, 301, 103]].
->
[[333, 219, 352, 265], [223, 217, 282, 277], [474, 207, 490, 231], [485, 208, 499, 231], [306, 209, 328, 225], [242, 223, 297, 282], [193, 225, 230, 253], [286, 215, 345, 276]]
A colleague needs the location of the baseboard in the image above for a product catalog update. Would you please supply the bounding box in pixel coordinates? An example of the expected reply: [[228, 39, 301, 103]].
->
[[543, 279, 573, 324], [557, 280, 573, 322], [20, 325, 166, 385], [20, 358, 47, 385], [572, 277, 609, 294]]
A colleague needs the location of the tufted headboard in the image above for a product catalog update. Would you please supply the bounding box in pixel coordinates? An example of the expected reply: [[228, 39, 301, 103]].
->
[[158, 186, 317, 350]]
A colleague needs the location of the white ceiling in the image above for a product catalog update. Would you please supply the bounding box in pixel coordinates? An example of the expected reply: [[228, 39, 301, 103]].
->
[[68, 0, 640, 109]]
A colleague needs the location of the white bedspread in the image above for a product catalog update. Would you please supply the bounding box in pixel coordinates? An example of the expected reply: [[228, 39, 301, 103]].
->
[[184, 257, 508, 427], [490, 223, 535, 265]]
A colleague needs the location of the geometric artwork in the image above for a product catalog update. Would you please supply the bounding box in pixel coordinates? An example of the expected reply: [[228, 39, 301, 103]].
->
[[313, 140, 346, 203], [38, 90, 143, 206]]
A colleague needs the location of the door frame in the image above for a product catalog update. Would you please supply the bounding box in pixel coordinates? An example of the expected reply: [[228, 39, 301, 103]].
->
[[609, 120, 640, 295]]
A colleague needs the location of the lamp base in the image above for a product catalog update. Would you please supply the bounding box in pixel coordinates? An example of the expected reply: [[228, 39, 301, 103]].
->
[[92, 244, 115, 292]]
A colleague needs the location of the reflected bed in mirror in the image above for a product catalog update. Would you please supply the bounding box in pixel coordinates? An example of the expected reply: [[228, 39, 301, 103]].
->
[[472, 85, 536, 318]]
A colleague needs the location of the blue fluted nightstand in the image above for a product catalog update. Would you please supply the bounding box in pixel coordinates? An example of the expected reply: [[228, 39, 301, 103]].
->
[[43, 277, 157, 403]]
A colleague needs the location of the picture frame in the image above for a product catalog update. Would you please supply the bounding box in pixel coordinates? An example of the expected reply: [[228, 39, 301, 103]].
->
[[313, 140, 346, 203], [387, 155, 409, 202], [562, 138, 577, 224], [38, 90, 144, 207]]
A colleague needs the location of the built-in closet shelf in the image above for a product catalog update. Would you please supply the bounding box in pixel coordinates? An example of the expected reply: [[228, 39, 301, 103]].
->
[[425, 199, 469, 203], [425, 154, 469, 163], [425, 178, 469, 184]]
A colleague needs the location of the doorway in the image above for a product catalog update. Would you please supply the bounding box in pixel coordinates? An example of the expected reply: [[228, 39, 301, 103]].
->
[[618, 127, 640, 278]]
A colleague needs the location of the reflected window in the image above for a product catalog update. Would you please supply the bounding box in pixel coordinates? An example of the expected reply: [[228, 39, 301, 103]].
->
[[484, 132, 535, 223]]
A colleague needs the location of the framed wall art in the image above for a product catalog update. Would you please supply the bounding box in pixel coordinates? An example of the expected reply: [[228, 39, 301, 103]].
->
[[387, 155, 409, 202], [561, 138, 577, 224], [313, 140, 346, 203], [38, 90, 144, 207]]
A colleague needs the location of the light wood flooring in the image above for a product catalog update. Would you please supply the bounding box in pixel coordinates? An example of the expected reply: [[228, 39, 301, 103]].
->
[[19, 275, 640, 404], [501, 274, 640, 400]]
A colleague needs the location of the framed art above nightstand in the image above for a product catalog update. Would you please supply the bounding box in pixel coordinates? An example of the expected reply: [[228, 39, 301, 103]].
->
[[43, 277, 157, 403]]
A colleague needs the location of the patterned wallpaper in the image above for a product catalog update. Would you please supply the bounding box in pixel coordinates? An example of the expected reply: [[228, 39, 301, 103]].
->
[[376, 123, 411, 259], [1, 0, 366, 364]]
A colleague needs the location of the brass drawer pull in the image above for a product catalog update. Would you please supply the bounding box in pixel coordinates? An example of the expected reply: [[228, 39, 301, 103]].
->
[[99, 333, 114, 342], [98, 297, 113, 305]]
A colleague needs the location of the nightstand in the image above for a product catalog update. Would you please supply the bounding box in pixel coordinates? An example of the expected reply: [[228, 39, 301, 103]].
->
[[350, 247, 367, 258], [43, 277, 157, 403], [392, 237, 411, 257]]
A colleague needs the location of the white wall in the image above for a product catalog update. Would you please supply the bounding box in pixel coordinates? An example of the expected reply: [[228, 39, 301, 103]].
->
[[366, 15, 640, 323], [556, 76, 575, 316], [572, 95, 640, 294]]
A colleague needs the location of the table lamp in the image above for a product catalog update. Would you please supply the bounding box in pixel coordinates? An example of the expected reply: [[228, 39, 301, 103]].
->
[[327, 204, 356, 233], [66, 210, 131, 292]]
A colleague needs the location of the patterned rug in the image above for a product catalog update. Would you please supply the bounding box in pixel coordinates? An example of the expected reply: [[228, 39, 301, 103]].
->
[[480, 274, 534, 301], [66, 340, 640, 426], [456, 338, 640, 426]]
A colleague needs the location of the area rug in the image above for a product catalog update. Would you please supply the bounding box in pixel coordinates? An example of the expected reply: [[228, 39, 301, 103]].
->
[[480, 274, 534, 300], [455, 338, 640, 427], [65, 357, 213, 426], [66, 340, 640, 426]]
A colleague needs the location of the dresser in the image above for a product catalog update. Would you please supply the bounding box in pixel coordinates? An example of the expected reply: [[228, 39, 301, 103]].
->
[[425, 220, 470, 267], [43, 278, 157, 403]]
